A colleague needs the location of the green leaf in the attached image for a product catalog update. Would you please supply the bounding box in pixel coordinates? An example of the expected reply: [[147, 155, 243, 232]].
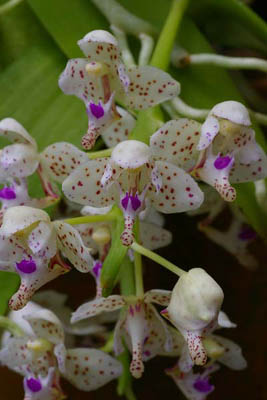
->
[[0, 272, 19, 315], [0, 1, 58, 69], [188, 0, 267, 48], [27, 0, 108, 58]]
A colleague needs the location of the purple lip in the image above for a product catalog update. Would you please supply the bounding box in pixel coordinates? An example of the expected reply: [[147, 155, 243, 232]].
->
[[92, 261, 102, 279], [238, 226, 257, 241], [214, 155, 232, 170], [0, 186, 16, 200], [193, 378, 214, 393], [89, 102, 105, 119], [26, 377, 42, 393], [121, 193, 141, 211], [16, 258, 37, 274]]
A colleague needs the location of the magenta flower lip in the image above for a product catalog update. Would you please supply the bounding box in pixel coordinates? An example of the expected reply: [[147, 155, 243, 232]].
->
[[89, 102, 105, 119], [121, 193, 142, 211], [193, 377, 214, 393], [214, 155, 232, 170], [26, 377, 42, 393], [0, 186, 16, 200], [92, 261, 102, 278], [16, 258, 37, 274]]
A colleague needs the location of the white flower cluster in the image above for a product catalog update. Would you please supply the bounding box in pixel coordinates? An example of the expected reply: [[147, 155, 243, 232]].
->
[[0, 28, 264, 400]]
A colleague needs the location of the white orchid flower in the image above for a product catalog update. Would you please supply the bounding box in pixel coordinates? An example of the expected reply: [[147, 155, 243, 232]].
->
[[166, 364, 219, 400], [0, 206, 94, 310], [150, 109, 267, 202], [161, 268, 224, 366], [62, 139, 204, 246], [0, 304, 122, 395], [59, 30, 180, 149], [71, 289, 174, 379]]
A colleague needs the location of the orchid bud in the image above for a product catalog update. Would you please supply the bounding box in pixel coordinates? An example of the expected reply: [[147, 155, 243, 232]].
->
[[211, 100, 251, 127], [167, 268, 224, 331]]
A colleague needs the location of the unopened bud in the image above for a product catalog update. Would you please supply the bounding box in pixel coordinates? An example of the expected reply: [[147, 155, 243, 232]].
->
[[92, 226, 111, 245], [167, 268, 224, 331]]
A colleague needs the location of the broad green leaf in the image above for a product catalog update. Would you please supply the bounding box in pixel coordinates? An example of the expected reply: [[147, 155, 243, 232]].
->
[[0, 47, 86, 150], [27, 0, 108, 58], [0, 1, 58, 70], [0, 272, 19, 315], [189, 0, 267, 47]]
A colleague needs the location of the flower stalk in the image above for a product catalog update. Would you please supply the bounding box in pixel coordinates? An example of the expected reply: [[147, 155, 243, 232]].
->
[[131, 242, 186, 277]]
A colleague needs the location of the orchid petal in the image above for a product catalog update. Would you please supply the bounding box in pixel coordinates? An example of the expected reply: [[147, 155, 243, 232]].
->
[[58, 59, 104, 103], [53, 221, 94, 273], [41, 142, 88, 184], [62, 158, 118, 207], [111, 140, 151, 169], [149, 161, 204, 213], [101, 107, 136, 148], [78, 30, 119, 59], [197, 151, 236, 202], [71, 295, 125, 323], [197, 116, 219, 151], [217, 311, 237, 329], [9, 258, 70, 310], [211, 100, 251, 126], [1, 206, 50, 236], [0, 336, 33, 372], [142, 304, 173, 360], [59, 348, 122, 391], [0, 143, 39, 180], [125, 302, 148, 378], [144, 289, 172, 307], [150, 119, 201, 170], [139, 221, 172, 250], [119, 66, 180, 110], [182, 329, 207, 366], [0, 118, 37, 148], [230, 145, 267, 184], [166, 364, 219, 400], [28, 222, 57, 260], [211, 334, 247, 370], [23, 309, 64, 345]]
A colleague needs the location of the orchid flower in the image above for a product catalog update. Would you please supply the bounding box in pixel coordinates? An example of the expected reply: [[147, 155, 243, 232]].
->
[[0, 118, 60, 208], [187, 185, 258, 269], [0, 303, 122, 395], [0, 178, 58, 223], [150, 106, 267, 201], [161, 268, 224, 366], [0, 206, 93, 310], [200, 218, 258, 270], [71, 289, 174, 379], [33, 290, 118, 338], [62, 139, 204, 245], [59, 30, 180, 149], [171, 310, 246, 373], [166, 364, 219, 400], [77, 205, 172, 262], [0, 118, 39, 181]]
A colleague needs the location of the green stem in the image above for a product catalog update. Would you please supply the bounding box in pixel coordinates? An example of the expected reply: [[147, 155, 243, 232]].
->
[[0, 0, 23, 15], [133, 219, 144, 297], [88, 148, 113, 160], [62, 212, 117, 226], [101, 208, 129, 297], [120, 256, 136, 296], [150, 0, 190, 70], [0, 316, 24, 337], [131, 242, 186, 277]]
